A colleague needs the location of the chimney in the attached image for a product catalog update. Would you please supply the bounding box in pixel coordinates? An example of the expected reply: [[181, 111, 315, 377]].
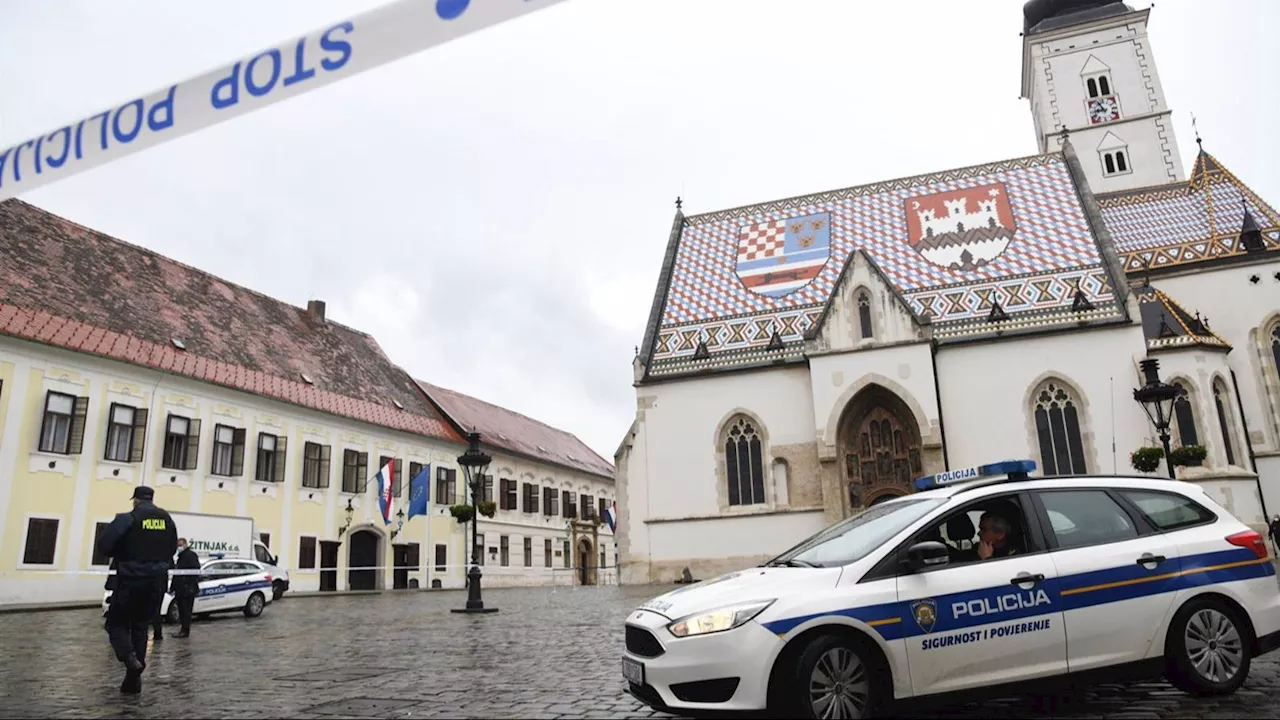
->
[[307, 299, 327, 324]]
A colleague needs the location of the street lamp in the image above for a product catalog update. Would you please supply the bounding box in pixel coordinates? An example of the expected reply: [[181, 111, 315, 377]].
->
[[451, 431, 497, 614], [390, 507, 405, 541], [336, 497, 355, 537], [1132, 358, 1185, 479]]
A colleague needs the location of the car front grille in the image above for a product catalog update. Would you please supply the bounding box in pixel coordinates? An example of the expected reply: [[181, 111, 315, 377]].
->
[[625, 624, 665, 658]]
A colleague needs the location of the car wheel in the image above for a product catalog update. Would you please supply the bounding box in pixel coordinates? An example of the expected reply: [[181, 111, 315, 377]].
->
[[243, 592, 266, 618], [1166, 597, 1252, 695], [166, 602, 180, 624], [272, 580, 286, 600], [788, 634, 879, 719]]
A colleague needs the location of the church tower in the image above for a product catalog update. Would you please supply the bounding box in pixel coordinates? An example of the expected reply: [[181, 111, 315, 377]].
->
[[1020, 0, 1186, 193]]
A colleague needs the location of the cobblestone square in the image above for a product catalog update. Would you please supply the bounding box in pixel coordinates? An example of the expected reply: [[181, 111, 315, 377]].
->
[[1, 585, 1278, 719]]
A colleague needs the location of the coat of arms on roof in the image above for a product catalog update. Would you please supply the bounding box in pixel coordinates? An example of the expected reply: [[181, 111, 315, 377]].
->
[[905, 182, 1018, 271], [734, 212, 832, 297]]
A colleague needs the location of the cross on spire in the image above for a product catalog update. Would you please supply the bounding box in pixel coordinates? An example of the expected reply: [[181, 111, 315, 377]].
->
[[675, 196, 683, 210], [1191, 112, 1203, 149]]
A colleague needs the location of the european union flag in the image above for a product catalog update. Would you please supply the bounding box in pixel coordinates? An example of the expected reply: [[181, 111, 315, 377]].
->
[[407, 463, 431, 520]]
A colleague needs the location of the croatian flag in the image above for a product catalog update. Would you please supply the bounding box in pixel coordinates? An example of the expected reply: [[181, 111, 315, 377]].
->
[[605, 501, 618, 533], [375, 460, 396, 526]]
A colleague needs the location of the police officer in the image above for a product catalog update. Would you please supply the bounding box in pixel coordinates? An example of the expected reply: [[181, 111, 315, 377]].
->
[[171, 538, 200, 638], [98, 486, 177, 694]]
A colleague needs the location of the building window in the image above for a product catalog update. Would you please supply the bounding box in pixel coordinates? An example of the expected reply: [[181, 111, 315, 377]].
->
[[1085, 73, 1112, 98], [499, 536, 509, 567], [582, 494, 595, 520], [598, 497, 609, 522], [476, 533, 485, 566], [500, 479, 517, 510], [562, 490, 578, 519], [724, 416, 766, 506], [302, 442, 331, 488], [481, 475, 494, 504], [408, 461, 425, 486], [600, 550, 606, 571], [544, 487, 559, 516], [161, 414, 201, 470], [210, 424, 246, 477], [858, 291, 873, 339], [22, 518, 58, 565], [1172, 383, 1199, 448], [39, 391, 88, 455], [544, 538, 552, 567], [1033, 380, 1087, 475], [104, 403, 147, 463], [342, 450, 369, 493], [434, 544, 447, 572], [523, 483, 540, 513], [90, 522, 111, 566], [436, 467, 457, 505], [1214, 381, 1237, 466], [563, 539, 570, 568], [1271, 326, 1280, 383], [523, 537, 532, 567], [298, 536, 317, 569], [256, 433, 287, 483], [1102, 150, 1129, 177]]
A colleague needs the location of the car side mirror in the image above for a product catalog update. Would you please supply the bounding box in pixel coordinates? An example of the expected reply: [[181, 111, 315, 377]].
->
[[904, 541, 950, 572]]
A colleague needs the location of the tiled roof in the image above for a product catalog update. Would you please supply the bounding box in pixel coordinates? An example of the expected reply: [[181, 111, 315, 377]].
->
[[644, 152, 1125, 376], [1097, 150, 1280, 272], [416, 380, 614, 480], [0, 199, 461, 443], [1133, 284, 1230, 352]]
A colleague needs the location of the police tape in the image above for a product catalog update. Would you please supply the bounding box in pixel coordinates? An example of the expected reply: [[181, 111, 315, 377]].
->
[[0, 0, 567, 201], [3, 563, 613, 576]]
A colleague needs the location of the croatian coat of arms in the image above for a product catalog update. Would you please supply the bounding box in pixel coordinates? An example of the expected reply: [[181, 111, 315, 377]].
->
[[734, 212, 832, 297], [904, 182, 1018, 271], [911, 598, 938, 634]]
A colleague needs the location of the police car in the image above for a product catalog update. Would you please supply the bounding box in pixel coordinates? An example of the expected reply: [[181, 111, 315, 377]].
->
[[622, 460, 1280, 718], [102, 557, 275, 622]]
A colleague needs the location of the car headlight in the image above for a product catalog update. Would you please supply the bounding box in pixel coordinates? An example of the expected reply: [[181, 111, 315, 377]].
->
[[666, 600, 775, 638]]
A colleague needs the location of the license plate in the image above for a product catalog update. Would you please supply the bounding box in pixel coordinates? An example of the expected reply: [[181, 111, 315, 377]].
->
[[622, 657, 645, 685]]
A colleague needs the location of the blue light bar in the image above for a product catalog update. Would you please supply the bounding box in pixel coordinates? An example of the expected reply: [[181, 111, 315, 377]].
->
[[913, 459, 1037, 492]]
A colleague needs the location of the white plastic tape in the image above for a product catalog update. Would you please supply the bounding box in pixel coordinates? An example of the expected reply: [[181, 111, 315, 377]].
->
[[0, 0, 566, 201]]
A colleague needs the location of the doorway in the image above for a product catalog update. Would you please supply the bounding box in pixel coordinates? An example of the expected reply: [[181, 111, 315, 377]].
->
[[348, 530, 379, 591], [391, 543, 418, 590], [319, 541, 340, 592], [577, 538, 593, 586]]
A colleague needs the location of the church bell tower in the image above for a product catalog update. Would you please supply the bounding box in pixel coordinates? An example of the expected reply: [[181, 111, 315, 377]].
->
[[1020, 0, 1185, 193]]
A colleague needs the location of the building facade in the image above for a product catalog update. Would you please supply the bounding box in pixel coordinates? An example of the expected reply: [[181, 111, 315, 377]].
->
[[616, 1, 1280, 584], [0, 199, 613, 606]]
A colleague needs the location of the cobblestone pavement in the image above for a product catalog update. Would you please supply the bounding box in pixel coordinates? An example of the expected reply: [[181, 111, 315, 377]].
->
[[1, 585, 1278, 718]]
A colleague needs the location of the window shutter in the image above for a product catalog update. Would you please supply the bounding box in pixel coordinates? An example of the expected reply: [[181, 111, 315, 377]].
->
[[274, 436, 288, 482], [319, 444, 331, 488], [68, 396, 90, 454], [394, 458, 404, 496], [184, 418, 202, 470], [129, 408, 149, 463], [230, 428, 247, 476], [37, 391, 53, 453], [357, 452, 369, 493]]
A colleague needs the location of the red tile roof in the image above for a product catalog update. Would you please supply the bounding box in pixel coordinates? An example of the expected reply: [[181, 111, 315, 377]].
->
[[416, 380, 614, 480], [0, 200, 461, 443]]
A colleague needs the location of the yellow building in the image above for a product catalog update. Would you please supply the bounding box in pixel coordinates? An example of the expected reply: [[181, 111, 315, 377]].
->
[[0, 199, 610, 606]]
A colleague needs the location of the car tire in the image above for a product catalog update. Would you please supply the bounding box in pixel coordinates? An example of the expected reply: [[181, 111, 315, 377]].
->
[[1165, 596, 1253, 696], [166, 602, 180, 624], [243, 592, 266, 618], [272, 580, 286, 600], [786, 633, 881, 719]]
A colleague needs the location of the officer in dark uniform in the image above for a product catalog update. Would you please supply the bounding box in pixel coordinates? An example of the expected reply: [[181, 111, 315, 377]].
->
[[98, 486, 177, 694]]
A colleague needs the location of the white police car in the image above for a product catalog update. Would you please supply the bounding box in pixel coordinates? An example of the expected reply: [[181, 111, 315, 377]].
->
[[102, 557, 275, 622], [622, 460, 1280, 718]]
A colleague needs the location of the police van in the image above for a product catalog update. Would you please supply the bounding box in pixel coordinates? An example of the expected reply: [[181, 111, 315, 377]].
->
[[102, 557, 275, 622], [622, 460, 1280, 719]]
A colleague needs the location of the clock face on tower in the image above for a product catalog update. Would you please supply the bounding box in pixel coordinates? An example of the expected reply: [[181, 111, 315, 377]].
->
[[1087, 95, 1121, 124]]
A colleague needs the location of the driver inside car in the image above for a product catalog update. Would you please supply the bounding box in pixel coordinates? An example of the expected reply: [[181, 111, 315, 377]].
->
[[962, 510, 1018, 562]]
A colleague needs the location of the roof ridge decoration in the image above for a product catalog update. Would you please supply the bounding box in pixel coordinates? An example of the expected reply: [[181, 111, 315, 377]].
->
[[1097, 148, 1280, 273], [0, 302, 461, 441], [1133, 285, 1231, 352]]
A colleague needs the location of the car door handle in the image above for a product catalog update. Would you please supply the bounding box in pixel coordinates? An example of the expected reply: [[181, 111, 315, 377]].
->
[[1009, 573, 1045, 586], [1136, 553, 1166, 567]]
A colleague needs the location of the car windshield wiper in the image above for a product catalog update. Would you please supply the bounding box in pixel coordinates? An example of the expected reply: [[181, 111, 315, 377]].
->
[[763, 558, 819, 568]]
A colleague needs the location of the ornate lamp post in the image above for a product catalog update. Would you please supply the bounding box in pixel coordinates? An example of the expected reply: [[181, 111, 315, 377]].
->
[[1132, 358, 1185, 479], [336, 498, 355, 538], [451, 431, 497, 614]]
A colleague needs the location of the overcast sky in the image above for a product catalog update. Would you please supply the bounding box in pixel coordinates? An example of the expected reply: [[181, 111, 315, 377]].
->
[[2, 0, 1277, 461]]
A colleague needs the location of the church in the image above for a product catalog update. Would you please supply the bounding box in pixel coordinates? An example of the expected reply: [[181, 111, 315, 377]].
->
[[614, 0, 1280, 584]]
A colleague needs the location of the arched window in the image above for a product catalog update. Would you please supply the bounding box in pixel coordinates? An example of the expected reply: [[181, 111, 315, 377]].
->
[[1033, 380, 1088, 475], [724, 416, 765, 506], [1098, 75, 1111, 95], [1115, 150, 1128, 173], [1213, 380, 1237, 466], [1104, 153, 1116, 174], [1172, 382, 1198, 448], [1271, 326, 1280, 381], [1087, 78, 1099, 98], [857, 291, 873, 339]]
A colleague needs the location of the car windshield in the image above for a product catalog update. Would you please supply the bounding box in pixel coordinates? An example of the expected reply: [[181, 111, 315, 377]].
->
[[763, 498, 944, 568]]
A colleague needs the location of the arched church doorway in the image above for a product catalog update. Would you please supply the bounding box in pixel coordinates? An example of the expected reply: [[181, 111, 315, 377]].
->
[[577, 538, 594, 586], [348, 529, 380, 591], [839, 385, 923, 515]]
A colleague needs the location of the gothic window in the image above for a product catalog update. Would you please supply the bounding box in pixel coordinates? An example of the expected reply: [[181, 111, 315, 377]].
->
[[1085, 73, 1112, 98], [1102, 150, 1129, 177], [1033, 380, 1087, 475], [1172, 382, 1198, 448], [724, 416, 765, 506], [857, 291, 873, 339], [1213, 380, 1237, 466], [1271, 326, 1280, 381]]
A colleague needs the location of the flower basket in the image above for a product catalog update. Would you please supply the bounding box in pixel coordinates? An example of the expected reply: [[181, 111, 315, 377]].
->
[[1130, 446, 1164, 473], [476, 501, 497, 518], [1169, 445, 1208, 467], [449, 504, 475, 524]]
